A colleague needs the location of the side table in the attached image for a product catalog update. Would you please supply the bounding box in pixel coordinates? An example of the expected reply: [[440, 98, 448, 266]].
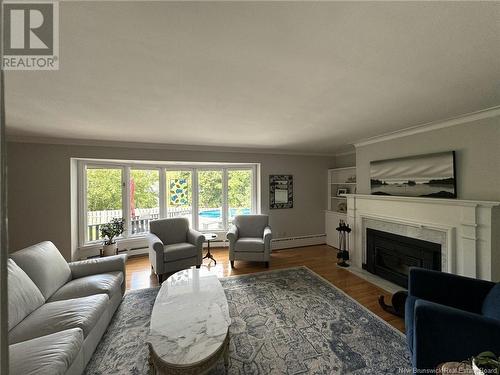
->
[[203, 232, 218, 265]]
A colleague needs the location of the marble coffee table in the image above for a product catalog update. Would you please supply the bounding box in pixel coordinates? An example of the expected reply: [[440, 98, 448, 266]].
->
[[146, 268, 231, 374]]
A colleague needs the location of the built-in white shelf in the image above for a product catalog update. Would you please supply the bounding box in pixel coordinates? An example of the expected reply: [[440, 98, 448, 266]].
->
[[326, 166, 357, 250], [328, 167, 356, 212]]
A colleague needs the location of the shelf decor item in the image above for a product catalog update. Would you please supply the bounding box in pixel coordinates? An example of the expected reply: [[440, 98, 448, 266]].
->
[[337, 188, 348, 196], [100, 217, 125, 256], [337, 201, 347, 213], [336, 220, 351, 267]]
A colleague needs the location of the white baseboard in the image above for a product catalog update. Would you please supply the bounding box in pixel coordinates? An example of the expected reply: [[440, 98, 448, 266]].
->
[[272, 234, 326, 250], [77, 233, 327, 259]]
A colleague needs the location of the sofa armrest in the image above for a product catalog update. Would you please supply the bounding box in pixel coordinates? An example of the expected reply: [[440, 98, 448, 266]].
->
[[263, 226, 272, 250], [408, 267, 494, 313], [413, 299, 500, 370], [69, 254, 127, 279], [187, 228, 204, 250]]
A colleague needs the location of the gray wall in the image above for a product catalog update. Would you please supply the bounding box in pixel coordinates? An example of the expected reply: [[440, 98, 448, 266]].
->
[[356, 115, 500, 201], [7, 141, 335, 260], [334, 151, 356, 168]]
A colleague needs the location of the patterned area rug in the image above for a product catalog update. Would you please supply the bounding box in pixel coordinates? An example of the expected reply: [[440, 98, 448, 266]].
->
[[85, 267, 411, 375]]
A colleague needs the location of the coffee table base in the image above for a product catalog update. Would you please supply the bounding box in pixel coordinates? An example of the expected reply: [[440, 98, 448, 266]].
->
[[148, 330, 230, 375]]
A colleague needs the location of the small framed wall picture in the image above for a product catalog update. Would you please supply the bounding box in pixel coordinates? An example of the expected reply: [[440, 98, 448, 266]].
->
[[337, 188, 348, 196]]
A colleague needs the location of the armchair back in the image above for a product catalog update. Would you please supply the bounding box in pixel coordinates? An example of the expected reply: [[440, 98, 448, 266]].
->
[[150, 218, 188, 245], [233, 215, 269, 238]]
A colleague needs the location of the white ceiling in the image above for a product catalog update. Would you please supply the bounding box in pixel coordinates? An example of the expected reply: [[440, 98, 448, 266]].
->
[[5, 1, 500, 154]]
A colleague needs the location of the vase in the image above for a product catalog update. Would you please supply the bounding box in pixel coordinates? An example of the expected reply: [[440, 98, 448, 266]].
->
[[102, 243, 118, 257]]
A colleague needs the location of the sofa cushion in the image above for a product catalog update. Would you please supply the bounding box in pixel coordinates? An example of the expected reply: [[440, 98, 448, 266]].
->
[[482, 283, 500, 320], [163, 242, 198, 261], [10, 241, 71, 300], [48, 271, 124, 302], [151, 218, 188, 245], [234, 215, 268, 238], [9, 328, 83, 375], [405, 295, 418, 354], [235, 237, 265, 252], [9, 294, 108, 344], [7, 259, 45, 331]]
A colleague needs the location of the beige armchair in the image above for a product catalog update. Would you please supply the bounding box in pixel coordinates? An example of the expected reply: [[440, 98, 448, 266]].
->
[[147, 218, 203, 282], [226, 215, 272, 268]]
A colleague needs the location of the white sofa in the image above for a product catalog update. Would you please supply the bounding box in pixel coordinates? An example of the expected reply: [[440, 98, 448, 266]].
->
[[8, 241, 127, 375]]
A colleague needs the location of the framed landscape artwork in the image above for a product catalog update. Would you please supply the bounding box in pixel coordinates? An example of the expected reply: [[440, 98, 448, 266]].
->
[[370, 151, 457, 199]]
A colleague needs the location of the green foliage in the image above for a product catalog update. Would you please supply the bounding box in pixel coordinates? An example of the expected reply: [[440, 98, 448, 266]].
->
[[87, 169, 122, 211], [228, 170, 252, 208], [131, 170, 159, 209], [100, 217, 125, 245], [198, 170, 222, 208], [87, 168, 252, 212]]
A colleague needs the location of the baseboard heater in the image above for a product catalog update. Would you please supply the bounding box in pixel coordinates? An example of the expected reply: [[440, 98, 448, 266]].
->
[[271, 234, 326, 250]]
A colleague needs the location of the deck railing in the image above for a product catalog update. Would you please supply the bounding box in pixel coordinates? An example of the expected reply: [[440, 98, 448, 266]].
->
[[86, 207, 191, 242]]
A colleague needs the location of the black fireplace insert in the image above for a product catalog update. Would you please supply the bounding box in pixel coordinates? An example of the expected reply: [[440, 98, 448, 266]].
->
[[363, 228, 441, 288]]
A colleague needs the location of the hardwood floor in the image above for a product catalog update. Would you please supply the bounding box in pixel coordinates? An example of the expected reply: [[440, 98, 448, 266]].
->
[[125, 244, 405, 332]]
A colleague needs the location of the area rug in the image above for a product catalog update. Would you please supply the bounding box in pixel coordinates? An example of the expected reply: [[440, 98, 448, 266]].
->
[[85, 267, 411, 374]]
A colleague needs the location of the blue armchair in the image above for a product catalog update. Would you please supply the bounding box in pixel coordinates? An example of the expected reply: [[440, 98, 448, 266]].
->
[[405, 267, 500, 371]]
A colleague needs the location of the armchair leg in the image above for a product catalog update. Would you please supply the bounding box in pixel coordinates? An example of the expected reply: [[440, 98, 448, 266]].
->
[[230, 261, 234, 268], [196, 265, 201, 269], [265, 262, 269, 268], [157, 273, 164, 284]]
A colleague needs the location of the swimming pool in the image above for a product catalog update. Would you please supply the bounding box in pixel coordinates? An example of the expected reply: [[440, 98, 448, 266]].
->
[[199, 208, 251, 218]]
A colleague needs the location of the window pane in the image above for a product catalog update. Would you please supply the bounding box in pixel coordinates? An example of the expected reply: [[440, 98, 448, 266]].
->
[[166, 171, 193, 226], [86, 167, 123, 242], [130, 169, 159, 235], [198, 170, 223, 231], [228, 169, 253, 226]]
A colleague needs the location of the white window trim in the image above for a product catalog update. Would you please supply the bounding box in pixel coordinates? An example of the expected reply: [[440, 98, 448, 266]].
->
[[77, 160, 259, 249]]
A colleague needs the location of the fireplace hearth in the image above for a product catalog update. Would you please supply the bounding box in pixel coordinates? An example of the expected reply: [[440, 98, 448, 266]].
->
[[363, 228, 441, 288]]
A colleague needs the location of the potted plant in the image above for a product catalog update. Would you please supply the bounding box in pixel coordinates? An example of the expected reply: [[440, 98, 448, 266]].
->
[[472, 352, 500, 375], [100, 218, 125, 256]]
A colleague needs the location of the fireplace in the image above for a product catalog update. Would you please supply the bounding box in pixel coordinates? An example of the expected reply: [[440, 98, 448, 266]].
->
[[363, 229, 441, 288]]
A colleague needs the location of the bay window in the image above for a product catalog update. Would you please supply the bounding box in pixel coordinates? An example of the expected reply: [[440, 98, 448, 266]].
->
[[130, 169, 160, 235], [79, 161, 258, 247], [197, 170, 224, 231]]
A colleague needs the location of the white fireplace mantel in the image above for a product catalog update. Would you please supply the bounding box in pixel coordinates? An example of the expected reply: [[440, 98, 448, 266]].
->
[[345, 194, 500, 281]]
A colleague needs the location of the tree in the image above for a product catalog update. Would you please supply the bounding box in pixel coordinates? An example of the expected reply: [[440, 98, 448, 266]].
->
[[228, 170, 251, 208], [198, 171, 222, 208], [87, 169, 160, 211], [130, 170, 159, 209], [87, 169, 122, 211]]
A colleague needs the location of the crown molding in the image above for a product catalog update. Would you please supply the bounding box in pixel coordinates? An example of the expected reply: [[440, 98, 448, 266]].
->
[[334, 150, 356, 157], [353, 105, 500, 148], [5, 135, 338, 158]]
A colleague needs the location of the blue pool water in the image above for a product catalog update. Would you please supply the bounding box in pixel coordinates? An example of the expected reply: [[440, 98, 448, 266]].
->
[[199, 208, 251, 218]]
